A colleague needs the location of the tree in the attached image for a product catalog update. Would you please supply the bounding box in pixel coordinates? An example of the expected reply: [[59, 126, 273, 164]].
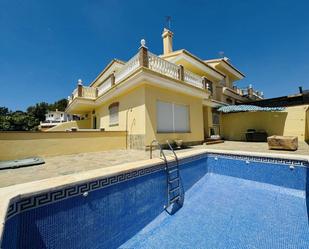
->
[[27, 102, 50, 122], [0, 98, 69, 131], [0, 109, 38, 131], [49, 98, 68, 111], [0, 107, 9, 116]]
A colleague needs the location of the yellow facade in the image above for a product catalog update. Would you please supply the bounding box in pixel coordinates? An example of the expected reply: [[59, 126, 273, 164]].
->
[[144, 84, 204, 145], [305, 107, 309, 143], [95, 86, 146, 135], [62, 29, 266, 149], [221, 105, 309, 141], [80, 83, 206, 148]]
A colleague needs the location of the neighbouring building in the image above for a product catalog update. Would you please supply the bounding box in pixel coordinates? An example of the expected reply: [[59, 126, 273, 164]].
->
[[64, 28, 263, 149], [40, 109, 73, 131], [220, 89, 309, 142]]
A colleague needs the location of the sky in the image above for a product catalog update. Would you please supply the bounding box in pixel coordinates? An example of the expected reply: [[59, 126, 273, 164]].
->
[[1, 0, 309, 111]]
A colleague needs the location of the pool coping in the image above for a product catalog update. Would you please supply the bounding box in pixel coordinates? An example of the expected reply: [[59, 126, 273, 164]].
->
[[0, 148, 308, 243]]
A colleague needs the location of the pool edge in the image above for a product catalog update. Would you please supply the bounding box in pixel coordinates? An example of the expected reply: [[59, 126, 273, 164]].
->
[[0, 148, 308, 244]]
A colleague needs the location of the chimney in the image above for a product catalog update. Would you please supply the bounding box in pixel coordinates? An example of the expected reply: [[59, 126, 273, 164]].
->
[[299, 86, 303, 94], [162, 28, 173, 55]]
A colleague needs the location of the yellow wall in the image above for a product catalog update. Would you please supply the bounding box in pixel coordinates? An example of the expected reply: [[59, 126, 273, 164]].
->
[[221, 105, 308, 141], [0, 131, 126, 160], [95, 86, 146, 135], [305, 106, 309, 143], [66, 78, 208, 149], [46, 119, 91, 131], [282, 105, 307, 139], [92, 83, 205, 148], [144, 84, 204, 146], [203, 106, 212, 138]]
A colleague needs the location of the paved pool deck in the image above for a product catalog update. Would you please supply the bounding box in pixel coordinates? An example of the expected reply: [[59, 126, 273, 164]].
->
[[0, 141, 308, 188]]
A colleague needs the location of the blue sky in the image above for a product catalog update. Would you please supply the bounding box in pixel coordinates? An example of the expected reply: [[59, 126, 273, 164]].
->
[[1, 0, 309, 111]]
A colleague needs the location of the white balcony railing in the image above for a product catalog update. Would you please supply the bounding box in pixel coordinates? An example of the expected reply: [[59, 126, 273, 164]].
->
[[68, 49, 208, 105], [148, 52, 179, 80], [98, 77, 112, 96], [72, 89, 78, 98], [231, 86, 263, 99], [115, 53, 140, 83], [184, 70, 204, 89], [82, 87, 97, 99]]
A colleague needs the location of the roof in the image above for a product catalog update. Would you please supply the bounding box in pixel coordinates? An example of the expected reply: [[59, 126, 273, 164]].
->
[[243, 92, 309, 107], [204, 57, 245, 77], [217, 105, 285, 113], [160, 49, 225, 78], [89, 59, 125, 87]]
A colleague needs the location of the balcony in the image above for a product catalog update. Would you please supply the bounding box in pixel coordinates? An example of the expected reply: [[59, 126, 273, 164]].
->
[[68, 47, 207, 105]]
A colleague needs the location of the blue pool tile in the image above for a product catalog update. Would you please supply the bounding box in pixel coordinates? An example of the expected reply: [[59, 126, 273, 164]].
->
[[1, 153, 308, 249]]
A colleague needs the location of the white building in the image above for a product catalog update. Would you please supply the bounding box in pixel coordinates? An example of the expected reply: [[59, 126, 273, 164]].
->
[[44, 109, 72, 123], [40, 109, 73, 130]]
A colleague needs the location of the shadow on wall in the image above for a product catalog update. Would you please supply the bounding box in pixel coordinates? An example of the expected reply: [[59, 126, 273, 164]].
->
[[305, 107, 309, 144], [221, 112, 288, 141]]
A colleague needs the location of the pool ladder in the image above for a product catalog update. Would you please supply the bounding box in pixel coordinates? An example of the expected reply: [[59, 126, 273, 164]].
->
[[150, 140, 184, 215]]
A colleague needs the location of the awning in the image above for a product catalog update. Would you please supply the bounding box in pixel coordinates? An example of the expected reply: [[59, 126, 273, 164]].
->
[[217, 105, 285, 113]]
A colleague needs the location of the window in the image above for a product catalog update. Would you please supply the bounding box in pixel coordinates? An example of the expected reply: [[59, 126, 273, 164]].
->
[[212, 112, 220, 125], [157, 101, 190, 133], [226, 98, 233, 104], [109, 102, 119, 126], [211, 111, 220, 135], [205, 79, 213, 94], [93, 116, 97, 129]]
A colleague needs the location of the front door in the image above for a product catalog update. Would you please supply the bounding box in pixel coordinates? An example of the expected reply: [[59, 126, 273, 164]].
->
[[93, 116, 97, 129]]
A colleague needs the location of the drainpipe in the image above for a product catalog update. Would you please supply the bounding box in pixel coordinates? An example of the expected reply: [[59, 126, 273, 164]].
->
[[125, 108, 132, 149]]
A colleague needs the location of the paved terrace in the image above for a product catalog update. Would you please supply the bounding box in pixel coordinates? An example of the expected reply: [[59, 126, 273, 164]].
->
[[0, 141, 308, 188]]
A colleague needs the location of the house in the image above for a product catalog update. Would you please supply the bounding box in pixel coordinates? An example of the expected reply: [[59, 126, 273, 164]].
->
[[40, 109, 73, 131], [65, 29, 263, 149], [219, 88, 309, 142]]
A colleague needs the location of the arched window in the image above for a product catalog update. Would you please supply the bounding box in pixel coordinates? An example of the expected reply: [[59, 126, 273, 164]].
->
[[109, 102, 119, 126]]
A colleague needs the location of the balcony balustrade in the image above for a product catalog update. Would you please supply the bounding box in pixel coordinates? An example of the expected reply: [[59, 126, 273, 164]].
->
[[68, 46, 209, 104], [148, 52, 179, 80], [184, 69, 204, 89]]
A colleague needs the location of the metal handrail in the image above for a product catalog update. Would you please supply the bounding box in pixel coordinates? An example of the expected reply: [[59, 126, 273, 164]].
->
[[150, 139, 166, 162], [166, 140, 185, 209], [166, 140, 179, 165]]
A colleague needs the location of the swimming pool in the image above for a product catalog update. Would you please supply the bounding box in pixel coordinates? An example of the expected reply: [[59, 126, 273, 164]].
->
[[1, 151, 309, 248]]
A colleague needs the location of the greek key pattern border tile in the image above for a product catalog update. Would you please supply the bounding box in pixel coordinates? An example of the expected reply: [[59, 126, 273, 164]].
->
[[5, 152, 308, 221], [207, 152, 308, 167], [6, 163, 165, 220]]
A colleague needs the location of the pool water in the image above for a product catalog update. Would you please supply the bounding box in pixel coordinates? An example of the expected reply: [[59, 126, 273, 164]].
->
[[121, 173, 308, 248], [1, 153, 308, 249]]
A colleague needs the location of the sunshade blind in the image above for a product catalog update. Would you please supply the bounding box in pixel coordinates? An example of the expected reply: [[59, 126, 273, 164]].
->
[[157, 101, 190, 133]]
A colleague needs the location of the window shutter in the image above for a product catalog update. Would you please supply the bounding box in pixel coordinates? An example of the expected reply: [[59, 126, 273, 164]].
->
[[157, 101, 190, 133], [157, 101, 173, 132], [109, 102, 119, 125], [174, 104, 190, 132]]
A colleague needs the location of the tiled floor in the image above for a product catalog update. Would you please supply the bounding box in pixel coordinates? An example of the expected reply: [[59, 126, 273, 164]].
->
[[0, 141, 307, 188], [203, 141, 309, 155]]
